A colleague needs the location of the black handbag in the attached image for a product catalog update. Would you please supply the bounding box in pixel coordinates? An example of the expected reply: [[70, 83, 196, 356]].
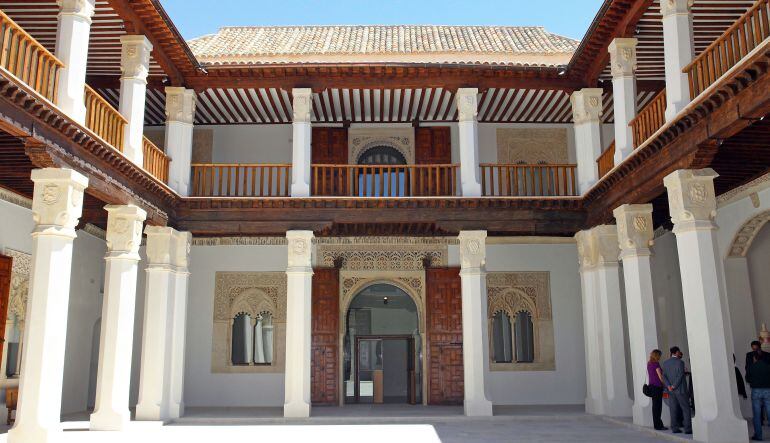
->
[[642, 383, 654, 397]]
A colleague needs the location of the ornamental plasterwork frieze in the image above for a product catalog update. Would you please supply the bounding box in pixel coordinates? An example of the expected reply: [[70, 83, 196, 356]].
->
[[487, 272, 554, 371], [0, 187, 31, 209], [348, 128, 415, 164], [317, 240, 447, 271], [728, 210, 770, 257], [4, 249, 30, 325], [213, 272, 287, 322], [496, 128, 568, 164], [717, 171, 770, 207]]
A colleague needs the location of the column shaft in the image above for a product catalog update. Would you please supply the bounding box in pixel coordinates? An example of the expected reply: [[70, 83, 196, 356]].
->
[[166, 257, 191, 419], [118, 35, 152, 165], [165, 87, 196, 196], [8, 168, 88, 443], [664, 169, 747, 443], [291, 89, 312, 197], [458, 231, 493, 416], [608, 38, 638, 164], [456, 88, 482, 197], [661, 0, 695, 121], [283, 231, 313, 417], [571, 89, 604, 193], [54, 0, 95, 123], [90, 205, 146, 431]]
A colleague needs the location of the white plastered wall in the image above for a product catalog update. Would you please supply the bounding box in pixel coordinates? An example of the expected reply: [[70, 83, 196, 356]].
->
[[184, 243, 288, 407], [447, 240, 587, 405]]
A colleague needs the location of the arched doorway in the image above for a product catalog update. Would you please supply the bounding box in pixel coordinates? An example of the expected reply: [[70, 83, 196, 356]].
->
[[356, 145, 408, 197], [343, 283, 421, 404]]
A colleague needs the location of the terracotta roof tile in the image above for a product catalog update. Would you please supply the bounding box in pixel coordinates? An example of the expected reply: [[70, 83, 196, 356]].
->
[[188, 25, 578, 66]]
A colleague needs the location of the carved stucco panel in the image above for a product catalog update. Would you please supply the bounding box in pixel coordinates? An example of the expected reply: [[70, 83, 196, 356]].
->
[[4, 249, 30, 325], [487, 272, 554, 372], [348, 128, 415, 164], [496, 128, 568, 164]]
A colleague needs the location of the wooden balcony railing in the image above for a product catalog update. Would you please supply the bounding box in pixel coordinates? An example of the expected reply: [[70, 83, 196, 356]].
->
[[84, 85, 126, 152], [630, 89, 667, 148], [312, 164, 459, 197], [597, 141, 615, 178], [142, 136, 170, 183], [0, 10, 63, 103], [190, 163, 292, 197], [684, 0, 770, 99], [480, 164, 578, 197]]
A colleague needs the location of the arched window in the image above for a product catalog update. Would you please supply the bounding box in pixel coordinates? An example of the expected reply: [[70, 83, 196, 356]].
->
[[231, 313, 252, 365], [491, 311, 513, 363], [253, 312, 274, 365], [357, 146, 407, 197], [514, 311, 535, 363]]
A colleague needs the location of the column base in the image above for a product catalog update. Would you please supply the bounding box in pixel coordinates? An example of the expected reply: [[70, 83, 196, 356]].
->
[[290, 183, 310, 198], [8, 424, 58, 443], [632, 402, 654, 427], [283, 401, 311, 418], [89, 409, 130, 431], [464, 398, 493, 417], [135, 403, 166, 422], [693, 415, 748, 443]]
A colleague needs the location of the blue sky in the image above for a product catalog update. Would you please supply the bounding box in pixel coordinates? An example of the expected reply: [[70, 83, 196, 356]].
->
[[161, 0, 605, 41]]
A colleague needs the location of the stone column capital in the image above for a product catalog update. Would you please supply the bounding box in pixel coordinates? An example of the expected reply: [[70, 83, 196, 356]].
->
[[286, 230, 314, 269], [608, 38, 638, 79], [144, 226, 176, 267], [456, 88, 479, 122], [57, 0, 95, 22], [174, 230, 192, 271], [613, 203, 654, 256], [663, 168, 718, 230], [30, 168, 88, 237], [660, 0, 694, 17], [575, 225, 620, 269], [105, 205, 146, 259], [458, 230, 486, 270], [165, 87, 196, 124], [120, 35, 153, 82], [292, 88, 313, 123], [571, 88, 604, 125]]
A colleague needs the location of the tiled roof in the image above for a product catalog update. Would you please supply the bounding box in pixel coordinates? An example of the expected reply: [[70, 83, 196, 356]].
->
[[188, 25, 579, 66]]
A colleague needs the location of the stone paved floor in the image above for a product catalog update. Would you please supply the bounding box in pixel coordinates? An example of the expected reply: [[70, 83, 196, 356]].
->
[[0, 405, 750, 442]]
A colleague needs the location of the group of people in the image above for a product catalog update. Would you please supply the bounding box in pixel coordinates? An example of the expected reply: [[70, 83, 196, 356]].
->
[[646, 347, 692, 434], [645, 342, 770, 440]]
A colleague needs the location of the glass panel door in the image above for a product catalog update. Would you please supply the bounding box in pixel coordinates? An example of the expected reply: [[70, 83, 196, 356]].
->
[[357, 339, 382, 403]]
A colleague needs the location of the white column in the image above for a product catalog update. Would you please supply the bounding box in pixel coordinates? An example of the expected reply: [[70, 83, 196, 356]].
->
[[135, 227, 191, 422], [614, 204, 659, 427], [456, 88, 482, 197], [608, 38, 638, 164], [663, 169, 748, 443], [166, 230, 191, 419], [575, 230, 606, 415], [283, 230, 314, 417], [118, 35, 153, 166], [575, 226, 632, 417], [54, 0, 95, 123], [165, 87, 196, 196], [571, 89, 604, 194], [90, 205, 146, 431], [135, 227, 175, 422], [458, 231, 493, 416], [661, 0, 695, 121], [8, 169, 88, 443], [291, 89, 312, 197]]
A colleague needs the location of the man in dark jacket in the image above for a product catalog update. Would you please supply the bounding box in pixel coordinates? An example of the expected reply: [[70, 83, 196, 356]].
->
[[748, 355, 770, 441], [662, 346, 692, 434], [748, 341, 770, 374]]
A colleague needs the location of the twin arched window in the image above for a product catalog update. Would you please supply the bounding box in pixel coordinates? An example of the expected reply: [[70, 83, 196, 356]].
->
[[491, 311, 534, 363], [231, 312, 274, 365]]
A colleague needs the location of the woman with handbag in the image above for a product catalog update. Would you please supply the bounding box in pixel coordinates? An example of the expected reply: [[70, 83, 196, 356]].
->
[[646, 349, 668, 430]]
